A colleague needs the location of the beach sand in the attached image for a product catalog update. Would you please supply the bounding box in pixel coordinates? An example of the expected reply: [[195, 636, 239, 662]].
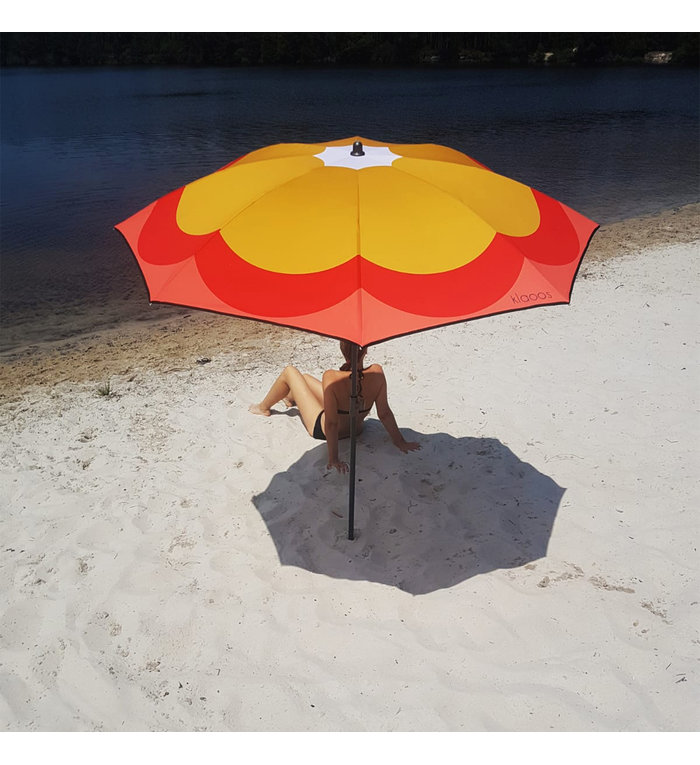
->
[[0, 204, 698, 731]]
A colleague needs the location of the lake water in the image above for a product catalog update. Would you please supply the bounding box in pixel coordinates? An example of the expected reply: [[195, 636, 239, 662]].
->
[[1, 65, 698, 351]]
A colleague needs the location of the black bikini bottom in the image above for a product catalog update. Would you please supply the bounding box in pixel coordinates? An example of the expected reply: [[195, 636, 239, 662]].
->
[[312, 410, 326, 441]]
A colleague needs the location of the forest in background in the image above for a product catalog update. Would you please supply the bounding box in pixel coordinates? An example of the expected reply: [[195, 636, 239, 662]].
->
[[1, 32, 698, 68]]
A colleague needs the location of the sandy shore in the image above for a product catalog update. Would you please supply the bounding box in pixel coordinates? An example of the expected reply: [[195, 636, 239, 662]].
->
[[0, 204, 698, 731]]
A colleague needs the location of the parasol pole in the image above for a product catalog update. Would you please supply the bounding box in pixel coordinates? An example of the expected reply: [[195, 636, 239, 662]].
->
[[348, 342, 359, 540], [347, 139, 365, 540]]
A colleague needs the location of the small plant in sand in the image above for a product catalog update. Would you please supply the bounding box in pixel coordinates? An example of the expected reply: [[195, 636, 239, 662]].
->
[[97, 381, 113, 398]]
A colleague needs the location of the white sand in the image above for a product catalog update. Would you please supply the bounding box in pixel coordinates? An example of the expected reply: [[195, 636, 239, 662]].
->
[[1, 215, 698, 732]]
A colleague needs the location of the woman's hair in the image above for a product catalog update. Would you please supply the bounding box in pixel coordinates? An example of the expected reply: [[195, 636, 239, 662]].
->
[[339, 341, 366, 372], [339, 341, 367, 401]]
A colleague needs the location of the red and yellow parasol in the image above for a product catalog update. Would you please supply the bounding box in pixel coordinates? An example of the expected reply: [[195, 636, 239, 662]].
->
[[116, 136, 598, 348]]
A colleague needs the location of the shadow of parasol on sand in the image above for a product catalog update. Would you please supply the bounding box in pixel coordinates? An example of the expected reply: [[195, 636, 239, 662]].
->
[[252, 423, 565, 595]]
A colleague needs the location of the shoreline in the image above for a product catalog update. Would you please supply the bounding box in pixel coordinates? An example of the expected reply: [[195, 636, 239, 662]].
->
[[1, 202, 698, 401]]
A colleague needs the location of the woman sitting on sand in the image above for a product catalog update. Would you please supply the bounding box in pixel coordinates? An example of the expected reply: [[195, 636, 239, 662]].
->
[[249, 341, 420, 473]]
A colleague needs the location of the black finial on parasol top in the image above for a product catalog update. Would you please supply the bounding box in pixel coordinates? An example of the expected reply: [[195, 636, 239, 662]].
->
[[350, 140, 365, 156]]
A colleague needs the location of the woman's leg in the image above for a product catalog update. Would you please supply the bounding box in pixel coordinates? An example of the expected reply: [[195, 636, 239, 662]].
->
[[279, 374, 323, 408], [249, 366, 323, 436], [303, 374, 323, 404]]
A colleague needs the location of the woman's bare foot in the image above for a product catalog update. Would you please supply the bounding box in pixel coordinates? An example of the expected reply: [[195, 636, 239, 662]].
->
[[248, 403, 271, 417]]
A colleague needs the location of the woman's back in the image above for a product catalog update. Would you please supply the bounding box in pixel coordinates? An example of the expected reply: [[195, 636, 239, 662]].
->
[[324, 364, 384, 411]]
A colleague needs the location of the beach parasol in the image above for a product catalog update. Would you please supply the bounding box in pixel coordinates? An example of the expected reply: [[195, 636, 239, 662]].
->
[[115, 136, 598, 539]]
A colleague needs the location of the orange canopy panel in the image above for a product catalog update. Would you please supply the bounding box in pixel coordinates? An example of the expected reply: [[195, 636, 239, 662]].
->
[[116, 137, 598, 347]]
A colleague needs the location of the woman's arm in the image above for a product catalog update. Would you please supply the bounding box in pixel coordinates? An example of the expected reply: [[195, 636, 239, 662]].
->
[[375, 372, 420, 453], [322, 372, 348, 473]]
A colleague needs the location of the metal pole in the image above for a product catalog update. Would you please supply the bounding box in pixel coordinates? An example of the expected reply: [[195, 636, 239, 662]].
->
[[348, 343, 359, 540]]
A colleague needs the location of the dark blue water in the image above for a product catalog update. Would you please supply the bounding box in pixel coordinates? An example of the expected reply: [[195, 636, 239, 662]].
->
[[1, 66, 698, 350]]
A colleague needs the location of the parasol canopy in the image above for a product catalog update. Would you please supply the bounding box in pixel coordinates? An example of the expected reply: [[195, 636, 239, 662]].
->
[[115, 136, 598, 348]]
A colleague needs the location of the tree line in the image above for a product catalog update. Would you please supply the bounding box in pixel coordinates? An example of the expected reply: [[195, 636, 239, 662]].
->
[[1, 32, 698, 68]]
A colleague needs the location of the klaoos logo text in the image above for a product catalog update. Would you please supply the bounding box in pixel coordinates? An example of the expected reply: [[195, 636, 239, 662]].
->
[[511, 290, 553, 304]]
